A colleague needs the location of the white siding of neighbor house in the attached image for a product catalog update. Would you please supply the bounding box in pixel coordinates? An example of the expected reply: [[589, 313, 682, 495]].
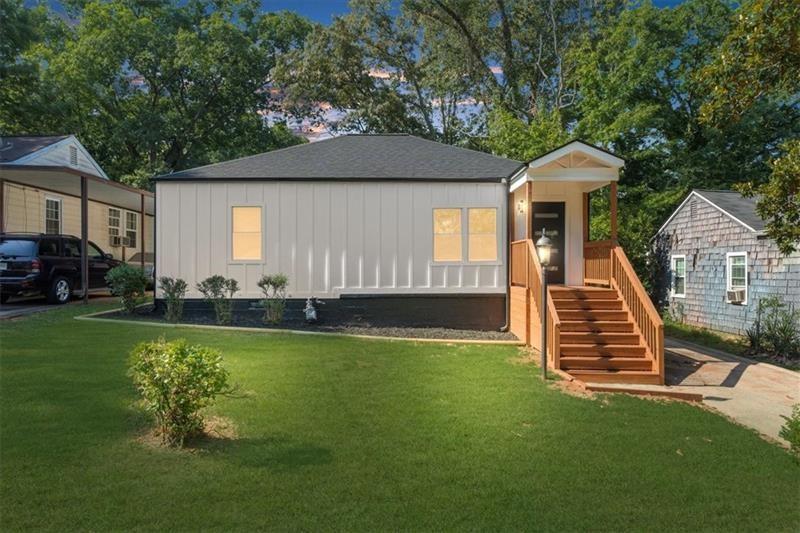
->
[[13, 137, 108, 179], [156, 181, 508, 299]]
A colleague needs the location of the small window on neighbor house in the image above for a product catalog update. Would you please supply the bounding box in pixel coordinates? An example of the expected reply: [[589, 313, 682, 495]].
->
[[69, 145, 78, 166], [125, 211, 138, 249], [433, 208, 462, 262], [727, 252, 748, 304], [108, 208, 121, 238], [671, 255, 686, 298], [468, 208, 497, 262], [231, 206, 262, 261], [45, 198, 62, 234]]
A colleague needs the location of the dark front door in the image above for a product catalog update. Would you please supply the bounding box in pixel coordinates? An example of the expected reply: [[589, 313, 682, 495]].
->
[[531, 202, 566, 284]]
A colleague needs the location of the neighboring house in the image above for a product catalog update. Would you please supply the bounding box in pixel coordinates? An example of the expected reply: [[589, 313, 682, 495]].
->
[[655, 189, 800, 335], [156, 136, 665, 384], [0, 135, 154, 264]]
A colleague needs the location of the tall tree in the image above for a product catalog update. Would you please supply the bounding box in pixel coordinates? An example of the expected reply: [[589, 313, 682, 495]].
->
[[278, 0, 622, 142], [1, 0, 312, 186], [566, 0, 799, 278], [700, 0, 800, 254]]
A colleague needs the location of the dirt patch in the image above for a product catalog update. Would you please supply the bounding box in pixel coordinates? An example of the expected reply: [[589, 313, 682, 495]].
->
[[136, 415, 238, 452]]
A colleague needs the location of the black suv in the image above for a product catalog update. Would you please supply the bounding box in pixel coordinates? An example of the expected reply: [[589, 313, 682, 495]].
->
[[0, 233, 121, 304]]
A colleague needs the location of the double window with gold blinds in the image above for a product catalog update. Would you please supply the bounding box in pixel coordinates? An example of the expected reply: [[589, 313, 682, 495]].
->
[[433, 208, 498, 263]]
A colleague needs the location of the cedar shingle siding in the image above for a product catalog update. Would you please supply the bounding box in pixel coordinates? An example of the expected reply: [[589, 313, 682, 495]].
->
[[658, 194, 800, 335]]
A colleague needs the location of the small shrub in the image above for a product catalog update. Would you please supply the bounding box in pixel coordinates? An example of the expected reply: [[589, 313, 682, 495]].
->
[[129, 338, 231, 447], [257, 273, 289, 324], [780, 404, 800, 458], [196, 275, 239, 325], [158, 276, 188, 323], [106, 264, 149, 314], [750, 296, 800, 360]]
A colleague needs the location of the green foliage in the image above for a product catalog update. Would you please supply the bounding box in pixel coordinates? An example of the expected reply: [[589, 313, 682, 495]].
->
[[158, 276, 188, 323], [747, 296, 800, 360], [105, 263, 148, 314], [128, 338, 231, 447], [196, 275, 239, 325], [736, 140, 800, 255], [780, 404, 800, 458], [256, 273, 289, 325], [1, 0, 309, 180], [699, 0, 800, 124], [485, 108, 568, 161]]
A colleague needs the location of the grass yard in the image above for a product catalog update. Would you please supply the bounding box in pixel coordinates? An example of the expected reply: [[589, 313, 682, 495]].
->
[[2, 304, 799, 531]]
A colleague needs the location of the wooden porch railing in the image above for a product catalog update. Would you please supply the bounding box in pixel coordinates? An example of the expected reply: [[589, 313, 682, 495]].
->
[[510, 239, 560, 365], [609, 246, 665, 379], [583, 240, 614, 286]]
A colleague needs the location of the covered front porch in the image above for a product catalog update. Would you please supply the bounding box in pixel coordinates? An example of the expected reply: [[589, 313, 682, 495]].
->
[[505, 141, 664, 385]]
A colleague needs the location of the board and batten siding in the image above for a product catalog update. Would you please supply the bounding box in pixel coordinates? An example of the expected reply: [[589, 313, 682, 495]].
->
[[156, 181, 508, 299]]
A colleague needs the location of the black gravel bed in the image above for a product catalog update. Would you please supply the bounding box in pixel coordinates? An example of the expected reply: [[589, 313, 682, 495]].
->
[[96, 306, 519, 341]]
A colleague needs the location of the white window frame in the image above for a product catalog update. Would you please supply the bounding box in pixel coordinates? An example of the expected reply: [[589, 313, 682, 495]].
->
[[670, 254, 686, 298], [44, 197, 62, 234], [229, 205, 264, 264], [125, 211, 138, 249], [432, 207, 501, 265], [726, 251, 748, 305], [108, 208, 121, 237]]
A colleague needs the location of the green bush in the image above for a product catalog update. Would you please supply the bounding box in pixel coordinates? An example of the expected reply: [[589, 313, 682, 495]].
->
[[257, 273, 289, 324], [158, 277, 188, 323], [129, 338, 231, 447], [106, 264, 149, 314], [196, 275, 239, 325], [779, 404, 800, 458], [748, 296, 800, 359]]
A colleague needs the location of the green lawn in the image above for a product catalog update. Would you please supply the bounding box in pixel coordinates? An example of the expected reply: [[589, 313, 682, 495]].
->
[[2, 304, 799, 531]]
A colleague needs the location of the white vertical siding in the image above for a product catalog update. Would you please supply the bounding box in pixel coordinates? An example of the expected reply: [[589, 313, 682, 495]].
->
[[156, 181, 508, 299]]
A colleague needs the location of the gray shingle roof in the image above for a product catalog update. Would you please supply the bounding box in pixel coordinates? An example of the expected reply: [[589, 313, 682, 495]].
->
[[694, 189, 765, 232], [0, 135, 70, 163], [156, 134, 523, 182]]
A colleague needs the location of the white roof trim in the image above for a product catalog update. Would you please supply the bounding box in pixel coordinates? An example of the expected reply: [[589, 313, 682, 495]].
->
[[528, 140, 624, 170], [10, 135, 109, 180], [655, 190, 761, 237]]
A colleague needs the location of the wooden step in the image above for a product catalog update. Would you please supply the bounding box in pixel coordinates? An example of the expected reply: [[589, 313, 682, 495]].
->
[[549, 287, 618, 300], [552, 299, 623, 310], [559, 356, 653, 371], [565, 369, 662, 385], [557, 310, 629, 321], [559, 332, 640, 345], [559, 344, 647, 357], [560, 321, 634, 333]]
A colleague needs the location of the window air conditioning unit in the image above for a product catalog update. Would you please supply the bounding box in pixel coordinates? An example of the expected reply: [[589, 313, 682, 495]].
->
[[727, 289, 746, 303], [109, 235, 123, 247]]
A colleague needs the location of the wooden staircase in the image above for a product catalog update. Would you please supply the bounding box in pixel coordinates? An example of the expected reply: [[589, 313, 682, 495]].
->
[[550, 286, 661, 384], [509, 239, 664, 385]]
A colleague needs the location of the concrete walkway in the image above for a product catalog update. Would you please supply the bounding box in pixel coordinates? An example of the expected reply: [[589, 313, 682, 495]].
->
[[588, 338, 799, 445]]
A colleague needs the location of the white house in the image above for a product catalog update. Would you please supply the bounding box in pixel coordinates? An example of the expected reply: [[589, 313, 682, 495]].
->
[[155, 136, 664, 385]]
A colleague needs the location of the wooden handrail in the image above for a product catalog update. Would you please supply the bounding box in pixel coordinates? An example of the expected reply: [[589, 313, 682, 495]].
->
[[508, 238, 561, 364], [609, 246, 664, 380]]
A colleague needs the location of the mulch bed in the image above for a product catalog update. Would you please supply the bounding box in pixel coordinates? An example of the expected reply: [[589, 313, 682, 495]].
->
[[96, 305, 519, 341]]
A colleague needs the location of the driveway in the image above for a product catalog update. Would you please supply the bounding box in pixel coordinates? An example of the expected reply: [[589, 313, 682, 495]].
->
[[0, 294, 114, 320], [663, 338, 799, 444], [586, 337, 799, 445]]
